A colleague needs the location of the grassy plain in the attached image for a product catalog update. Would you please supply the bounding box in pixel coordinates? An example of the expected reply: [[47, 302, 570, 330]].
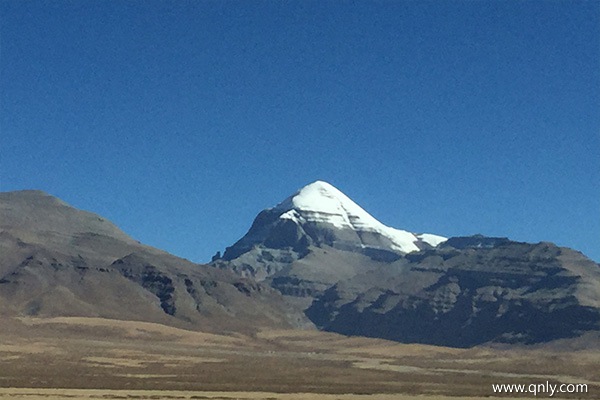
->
[[0, 317, 598, 399]]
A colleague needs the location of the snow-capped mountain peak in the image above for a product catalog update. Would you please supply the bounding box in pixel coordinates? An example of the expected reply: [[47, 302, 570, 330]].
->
[[275, 180, 377, 229], [273, 180, 446, 253]]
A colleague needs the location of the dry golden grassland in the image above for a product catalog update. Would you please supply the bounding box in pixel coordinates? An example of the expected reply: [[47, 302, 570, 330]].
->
[[0, 387, 549, 400], [0, 317, 598, 399]]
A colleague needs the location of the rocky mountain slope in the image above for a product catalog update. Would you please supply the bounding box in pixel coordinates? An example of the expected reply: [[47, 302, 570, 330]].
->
[[0, 190, 306, 332], [215, 182, 600, 347], [307, 237, 600, 347]]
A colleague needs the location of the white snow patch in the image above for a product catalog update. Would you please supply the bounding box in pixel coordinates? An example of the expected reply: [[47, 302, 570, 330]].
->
[[279, 209, 304, 224], [417, 233, 448, 247]]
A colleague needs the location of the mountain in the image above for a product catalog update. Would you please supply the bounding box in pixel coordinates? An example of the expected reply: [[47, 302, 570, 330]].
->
[[0, 190, 306, 332], [3, 186, 599, 348], [215, 182, 600, 347], [212, 180, 447, 311], [216, 180, 445, 276]]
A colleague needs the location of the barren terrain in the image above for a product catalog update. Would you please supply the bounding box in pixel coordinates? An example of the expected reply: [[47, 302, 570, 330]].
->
[[0, 317, 598, 399]]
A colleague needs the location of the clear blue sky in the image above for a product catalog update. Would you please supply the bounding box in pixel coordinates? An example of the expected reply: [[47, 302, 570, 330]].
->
[[1, 0, 599, 262]]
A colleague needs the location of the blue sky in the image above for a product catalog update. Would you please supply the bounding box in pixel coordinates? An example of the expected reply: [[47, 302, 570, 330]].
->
[[1, 0, 599, 262]]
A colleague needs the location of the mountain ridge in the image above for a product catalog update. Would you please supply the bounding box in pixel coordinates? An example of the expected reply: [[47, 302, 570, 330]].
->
[[213, 181, 600, 347], [2, 186, 599, 348], [0, 190, 307, 332]]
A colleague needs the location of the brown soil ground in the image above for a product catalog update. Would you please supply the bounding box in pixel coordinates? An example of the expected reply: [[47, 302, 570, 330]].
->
[[0, 317, 598, 399]]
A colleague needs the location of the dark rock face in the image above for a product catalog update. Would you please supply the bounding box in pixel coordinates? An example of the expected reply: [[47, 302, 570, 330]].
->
[[216, 209, 408, 286], [222, 212, 407, 267], [440, 235, 511, 250], [271, 276, 328, 298], [222, 210, 285, 261], [306, 240, 600, 347], [114, 257, 177, 316]]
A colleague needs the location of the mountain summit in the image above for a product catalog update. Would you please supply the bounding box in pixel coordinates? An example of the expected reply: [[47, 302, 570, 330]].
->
[[222, 181, 445, 267], [274, 181, 446, 252]]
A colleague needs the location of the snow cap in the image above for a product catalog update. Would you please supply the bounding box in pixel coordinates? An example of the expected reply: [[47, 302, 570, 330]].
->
[[274, 180, 446, 252]]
